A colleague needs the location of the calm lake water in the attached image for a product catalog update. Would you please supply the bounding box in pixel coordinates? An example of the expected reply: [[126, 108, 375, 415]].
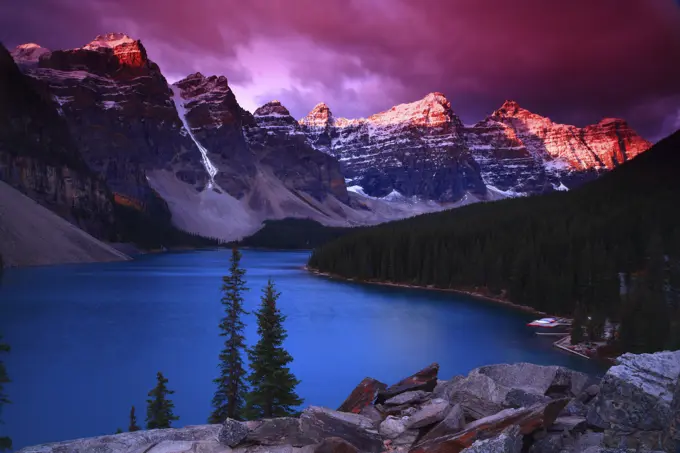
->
[[0, 250, 605, 450]]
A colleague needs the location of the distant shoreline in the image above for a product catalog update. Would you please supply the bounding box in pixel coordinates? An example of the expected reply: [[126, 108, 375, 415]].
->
[[303, 266, 550, 317]]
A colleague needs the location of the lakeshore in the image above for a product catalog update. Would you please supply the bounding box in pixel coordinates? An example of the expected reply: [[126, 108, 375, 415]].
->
[[304, 265, 550, 317]]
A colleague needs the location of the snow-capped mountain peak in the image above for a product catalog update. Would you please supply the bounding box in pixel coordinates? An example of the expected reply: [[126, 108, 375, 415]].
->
[[10, 43, 51, 67], [83, 33, 136, 50], [299, 102, 334, 128], [367, 91, 459, 128]]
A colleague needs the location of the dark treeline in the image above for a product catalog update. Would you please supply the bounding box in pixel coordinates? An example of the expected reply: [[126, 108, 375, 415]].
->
[[233, 218, 360, 250], [309, 131, 680, 354]]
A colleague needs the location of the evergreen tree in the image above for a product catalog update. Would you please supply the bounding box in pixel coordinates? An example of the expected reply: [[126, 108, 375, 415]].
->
[[146, 372, 179, 429], [209, 248, 249, 423], [0, 335, 10, 452], [244, 279, 303, 419], [129, 405, 141, 432], [115, 428, 123, 434]]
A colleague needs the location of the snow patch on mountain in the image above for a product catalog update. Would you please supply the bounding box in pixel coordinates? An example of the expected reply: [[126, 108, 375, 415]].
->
[[83, 33, 136, 50]]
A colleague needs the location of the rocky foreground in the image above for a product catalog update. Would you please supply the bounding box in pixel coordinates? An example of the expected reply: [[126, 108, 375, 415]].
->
[[18, 351, 680, 453]]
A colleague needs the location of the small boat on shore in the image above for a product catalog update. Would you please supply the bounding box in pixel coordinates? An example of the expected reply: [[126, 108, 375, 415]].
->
[[527, 317, 572, 334]]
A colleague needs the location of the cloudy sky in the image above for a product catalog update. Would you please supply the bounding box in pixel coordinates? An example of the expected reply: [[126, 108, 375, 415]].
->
[[2, 0, 680, 141]]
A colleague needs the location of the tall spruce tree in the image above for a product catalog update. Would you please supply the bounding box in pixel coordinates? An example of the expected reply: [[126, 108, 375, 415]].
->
[[129, 405, 141, 432], [209, 248, 249, 423], [0, 336, 9, 451], [244, 279, 303, 419], [146, 372, 179, 429]]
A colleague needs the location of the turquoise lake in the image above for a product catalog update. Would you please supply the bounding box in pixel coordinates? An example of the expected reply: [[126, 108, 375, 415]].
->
[[0, 250, 605, 449]]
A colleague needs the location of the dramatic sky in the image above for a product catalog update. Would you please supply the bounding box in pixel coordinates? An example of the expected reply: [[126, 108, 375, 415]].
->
[[2, 0, 680, 141]]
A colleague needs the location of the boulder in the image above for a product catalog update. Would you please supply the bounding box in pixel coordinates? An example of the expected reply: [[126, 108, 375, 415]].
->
[[359, 405, 384, 427], [219, 419, 250, 447], [458, 425, 522, 453], [589, 351, 680, 450], [449, 391, 504, 421], [299, 406, 383, 453], [377, 363, 439, 403], [663, 377, 680, 453], [380, 416, 409, 439], [572, 431, 604, 452], [243, 417, 313, 447], [503, 389, 552, 409], [406, 399, 451, 429], [385, 390, 430, 406], [146, 441, 231, 453], [337, 377, 387, 414], [417, 404, 466, 444], [528, 432, 569, 453], [312, 437, 358, 453], [433, 376, 464, 401], [410, 399, 570, 453], [561, 400, 588, 418], [469, 363, 591, 401]]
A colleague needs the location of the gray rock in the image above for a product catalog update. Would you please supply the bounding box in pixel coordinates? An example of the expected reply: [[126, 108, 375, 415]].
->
[[146, 441, 231, 453], [392, 428, 420, 449], [459, 425, 522, 453], [663, 376, 680, 453], [471, 363, 591, 400], [528, 432, 569, 453], [433, 376, 464, 401], [16, 425, 221, 453], [358, 405, 383, 427], [503, 389, 552, 409], [573, 431, 604, 451], [586, 404, 608, 430], [219, 419, 250, 447], [561, 399, 588, 418], [379, 416, 408, 439], [449, 391, 504, 421], [406, 399, 451, 429], [417, 403, 466, 444], [384, 390, 429, 406], [548, 416, 587, 434], [299, 406, 382, 453], [603, 429, 666, 451], [590, 350, 680, 441], [244, 417, 312, 447]]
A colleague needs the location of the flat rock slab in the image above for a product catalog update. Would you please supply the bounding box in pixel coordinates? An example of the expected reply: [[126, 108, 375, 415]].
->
[[385, 390, 430, 406], [449, 391, 504, 421], [243, 417, 312, 447], [300, 406, 383, 453], [377, 363, 439, 403], [337, 377, 387, 414], [549, 416, 587, 434], [410, 399, 570, 453], [16, 425, 222, 453], [406, 399, 451, 429]]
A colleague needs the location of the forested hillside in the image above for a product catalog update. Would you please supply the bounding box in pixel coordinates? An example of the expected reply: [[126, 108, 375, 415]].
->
[[309, 131, 680, 353], [234, 218, 359, 249]]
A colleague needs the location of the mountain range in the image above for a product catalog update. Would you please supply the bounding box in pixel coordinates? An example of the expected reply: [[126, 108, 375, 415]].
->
[[2, 33, 652, 247]]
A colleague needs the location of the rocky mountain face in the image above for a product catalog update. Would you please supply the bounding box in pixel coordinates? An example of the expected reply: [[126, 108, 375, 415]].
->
[[7, 32, 653, 242], [464, 101, 652, 194], [16, 350, 680, 453], [12, 33, 206, 216], [301, 97, 651, 199], [0, 43, 115, 238], [300, 93, 487, 202]]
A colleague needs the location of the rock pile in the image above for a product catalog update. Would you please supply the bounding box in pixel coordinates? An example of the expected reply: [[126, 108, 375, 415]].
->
[[17, 351, 680, 453]]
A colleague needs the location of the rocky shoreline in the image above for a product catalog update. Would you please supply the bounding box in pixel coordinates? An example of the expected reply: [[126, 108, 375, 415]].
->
[[304, 266, 549, 317], [17, 350, 680, 453]]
